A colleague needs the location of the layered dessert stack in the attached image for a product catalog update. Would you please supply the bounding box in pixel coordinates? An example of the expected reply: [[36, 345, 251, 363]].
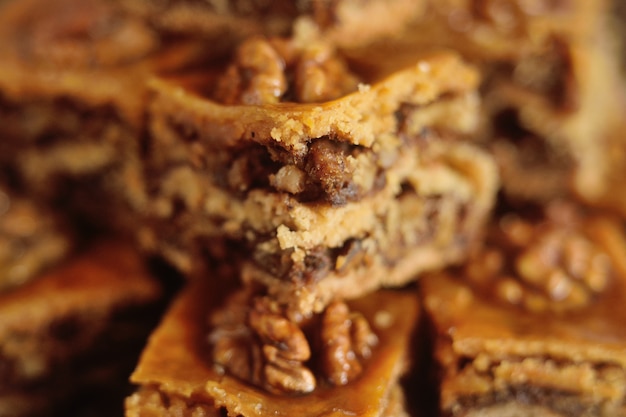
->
[[0, 0, 624, 416], [126, 25, 500, 417]]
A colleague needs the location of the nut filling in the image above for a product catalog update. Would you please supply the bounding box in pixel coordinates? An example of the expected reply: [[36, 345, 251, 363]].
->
[[208, 287, 378, 395], [0, 188, 72, 292], [464, 203, 612, 313]]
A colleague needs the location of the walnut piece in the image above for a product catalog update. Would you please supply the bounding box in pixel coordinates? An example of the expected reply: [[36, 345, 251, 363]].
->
[[208, 288, 264, 385], [209, 289, 378, 395], [209, 290, 316, 395], [248, 297, 316, 394], [293, 40, 360, 103], [213, 34, 359, 105], [320, 301, 378, 386], [214, 37, 287, 105], [465, 211, 612, 313]]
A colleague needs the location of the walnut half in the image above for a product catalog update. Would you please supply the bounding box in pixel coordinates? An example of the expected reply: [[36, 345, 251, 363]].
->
[[464, 208, 612, 313], [320, 300, 378, 386], [248, 297, 316, 394], [213, 32, 360, 105]]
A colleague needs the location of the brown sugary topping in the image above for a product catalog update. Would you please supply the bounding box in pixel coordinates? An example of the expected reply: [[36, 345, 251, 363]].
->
[[464, 203, 612, 313]]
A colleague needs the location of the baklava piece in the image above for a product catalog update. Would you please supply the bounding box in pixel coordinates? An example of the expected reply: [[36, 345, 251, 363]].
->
[[0, 242, 163, 417], [126, 274, 419, 416], [363, 0, 624, 204], [421, 202, 626, 416], [0, 0, 210, 224], [140, 31, 498, 318]]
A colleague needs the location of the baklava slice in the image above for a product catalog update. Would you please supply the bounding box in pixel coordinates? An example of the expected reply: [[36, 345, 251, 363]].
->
[[126, 274, 419, 416], [140, 31, 498, 318], [0, 0, 211, 222], [421, 202, 626, 416], [362, 0, 624, 204], [0, 242, 163, 417]]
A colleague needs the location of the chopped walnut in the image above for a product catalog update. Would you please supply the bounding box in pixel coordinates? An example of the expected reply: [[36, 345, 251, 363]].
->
[[210, 290, 316, 395], [270, 165, 307, 195], [209, 289, 378, 395], [304, 139, 359, 205], [293, 41, 360, 103], [512, 227, 611, 311], [214, 37, 287, 105], [213, 34, 359, 105], [248, 297, 316, 393], [465, 209, 612, 313], [320, 301, 378, 386]]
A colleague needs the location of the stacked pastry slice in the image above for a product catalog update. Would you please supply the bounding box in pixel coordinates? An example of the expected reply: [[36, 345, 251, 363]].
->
[[126, 27, 497, 413], [138, 31, 497, 317]]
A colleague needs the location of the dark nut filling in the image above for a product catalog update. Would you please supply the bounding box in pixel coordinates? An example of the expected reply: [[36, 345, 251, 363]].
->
[[464, 203, 611, 313], [0, 188, 72, 291], [209, 288, 378, 395]]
